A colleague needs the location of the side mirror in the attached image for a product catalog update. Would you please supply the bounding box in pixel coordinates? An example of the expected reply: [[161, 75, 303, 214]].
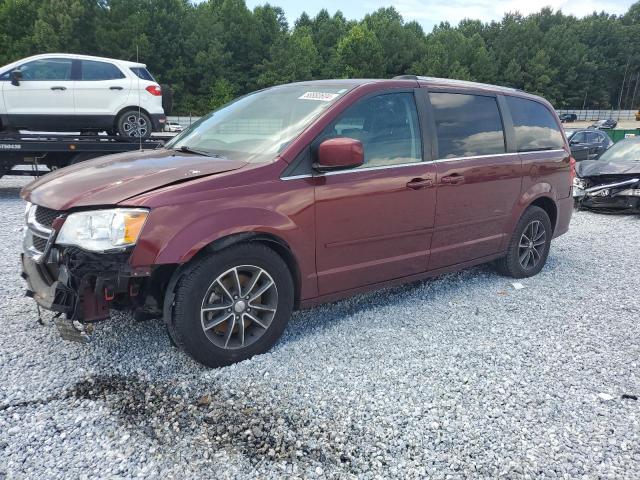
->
[[314, 137, 364, 172], [10, 69, 22, 86]]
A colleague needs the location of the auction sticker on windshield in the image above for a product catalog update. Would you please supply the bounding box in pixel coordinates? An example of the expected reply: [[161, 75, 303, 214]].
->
[[298, 92, 340, 101]]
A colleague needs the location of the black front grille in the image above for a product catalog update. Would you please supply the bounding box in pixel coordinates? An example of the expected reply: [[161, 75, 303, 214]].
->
[[34, 206, 61, 227], [32, 235, 48, 252]]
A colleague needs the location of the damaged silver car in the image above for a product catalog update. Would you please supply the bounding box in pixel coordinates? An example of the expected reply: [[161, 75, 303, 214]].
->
[[573, 137, 640, 213]]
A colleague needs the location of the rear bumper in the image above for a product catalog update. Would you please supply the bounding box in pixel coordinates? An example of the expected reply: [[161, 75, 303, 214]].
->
[[553, 196, 573, 238], [150, 114, 166, 132]]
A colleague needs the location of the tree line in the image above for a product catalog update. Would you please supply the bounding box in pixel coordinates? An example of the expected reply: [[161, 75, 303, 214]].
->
[[1, 0, 639, 115]]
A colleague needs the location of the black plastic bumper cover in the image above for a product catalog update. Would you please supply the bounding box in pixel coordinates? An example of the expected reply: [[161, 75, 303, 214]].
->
[[21, 253, 74, 314]]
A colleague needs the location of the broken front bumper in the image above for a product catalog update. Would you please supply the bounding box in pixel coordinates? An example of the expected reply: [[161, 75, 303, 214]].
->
[[573, 178, 640, 212], [21, 247, 149, 321], [22, 211, 150, 321]]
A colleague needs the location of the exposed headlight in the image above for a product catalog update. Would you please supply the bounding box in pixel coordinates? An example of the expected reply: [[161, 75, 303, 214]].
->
[[573, 177, 587, 189], [56, 208, 149, 252]]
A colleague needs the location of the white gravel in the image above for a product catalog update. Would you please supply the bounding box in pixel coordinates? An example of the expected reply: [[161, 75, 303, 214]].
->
[[1, 176, 639, 479]]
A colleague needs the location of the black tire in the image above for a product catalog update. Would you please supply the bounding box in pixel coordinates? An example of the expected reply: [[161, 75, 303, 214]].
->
[[171, 243, 294, 367], [495, 206, 552, 278], [116, 109, 152, 139]]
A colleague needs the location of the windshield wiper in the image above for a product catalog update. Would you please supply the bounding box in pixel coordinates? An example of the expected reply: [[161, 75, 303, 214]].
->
[[176, 145, 211, 157]]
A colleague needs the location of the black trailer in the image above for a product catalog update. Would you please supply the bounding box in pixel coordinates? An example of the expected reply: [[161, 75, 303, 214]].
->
[[0, 133, 170, 179]]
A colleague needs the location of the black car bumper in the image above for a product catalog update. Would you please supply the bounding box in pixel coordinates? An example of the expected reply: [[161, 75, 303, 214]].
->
[[578, 194, 640, 212]]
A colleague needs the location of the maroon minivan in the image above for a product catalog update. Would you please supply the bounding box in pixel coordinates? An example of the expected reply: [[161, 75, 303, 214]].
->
[[21, 76, 574, 367]]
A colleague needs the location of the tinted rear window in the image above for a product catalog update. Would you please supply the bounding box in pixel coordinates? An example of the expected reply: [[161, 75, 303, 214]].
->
[[430, 92, 505, 159], [81, 60, 125, 80], [507, 96, 565, 152], [130, 67, 155, 81]]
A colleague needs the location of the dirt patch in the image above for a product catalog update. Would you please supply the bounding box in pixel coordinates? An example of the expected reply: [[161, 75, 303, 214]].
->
[[72, 374, 355, 470]]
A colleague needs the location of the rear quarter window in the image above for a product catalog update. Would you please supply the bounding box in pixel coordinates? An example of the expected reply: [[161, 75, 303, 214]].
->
[[81, 60, 125, 80], [506, 96, 565, 152], [130, 67, 155, 82]]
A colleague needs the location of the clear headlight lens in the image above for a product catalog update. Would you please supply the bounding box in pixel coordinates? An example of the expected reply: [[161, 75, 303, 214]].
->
[[56, 208, 149, 252], [573, 177, 586, 189]]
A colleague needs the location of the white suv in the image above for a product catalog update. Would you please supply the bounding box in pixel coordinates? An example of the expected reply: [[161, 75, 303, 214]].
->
[[0, 53, 165, 138]]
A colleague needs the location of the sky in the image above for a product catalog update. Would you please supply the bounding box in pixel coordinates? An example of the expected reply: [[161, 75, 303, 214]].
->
[[244, 0, 635, 31]]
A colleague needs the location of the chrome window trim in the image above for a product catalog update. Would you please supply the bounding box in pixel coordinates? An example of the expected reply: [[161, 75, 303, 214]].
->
[[281, 160, 427, 180], [435, 152, 513, 162], [517, 149, 565, 155], [280, 149, 566, 180]]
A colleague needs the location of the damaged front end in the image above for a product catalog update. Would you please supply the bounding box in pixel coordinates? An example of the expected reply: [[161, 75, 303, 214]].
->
[[573, 175, 640, 213], [21, 204, 167, 342]]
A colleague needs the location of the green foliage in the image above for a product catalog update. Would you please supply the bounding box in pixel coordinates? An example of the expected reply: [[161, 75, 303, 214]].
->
[[337, 24, 384, 78], [0, 0, 639, 113]]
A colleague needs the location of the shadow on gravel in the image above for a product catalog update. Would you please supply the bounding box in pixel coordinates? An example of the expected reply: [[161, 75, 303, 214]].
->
[[285, 264, 498, 340], [72, 374, 357, 471]]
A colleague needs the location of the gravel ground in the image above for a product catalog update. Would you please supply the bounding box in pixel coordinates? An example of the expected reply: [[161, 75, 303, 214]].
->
[[1, 176, 639, 479]]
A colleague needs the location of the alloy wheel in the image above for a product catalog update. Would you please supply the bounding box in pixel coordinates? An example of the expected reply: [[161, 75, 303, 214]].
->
[[518, 220, 546, 270], [200, 265, 278, 350], [122, 113, 148, 137]]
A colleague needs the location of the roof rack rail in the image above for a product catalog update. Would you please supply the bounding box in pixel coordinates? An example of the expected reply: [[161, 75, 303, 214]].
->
[[393, 75, 419, 80]]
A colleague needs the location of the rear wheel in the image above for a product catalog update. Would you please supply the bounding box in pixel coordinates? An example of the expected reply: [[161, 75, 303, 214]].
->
[[495, 206, 552, 278], [116, 109, 152, 139], [171, 243, 294, 367]]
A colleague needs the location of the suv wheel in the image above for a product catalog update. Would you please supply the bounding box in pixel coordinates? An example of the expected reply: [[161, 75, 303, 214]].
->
[[171, 243, 294, 367], [116, 109, 152, 139], [495, 206, 552, 278]]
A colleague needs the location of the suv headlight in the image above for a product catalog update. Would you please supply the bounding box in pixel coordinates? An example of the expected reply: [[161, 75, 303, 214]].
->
[[573, 177, 586, 189], [56, 208, 149, 252]]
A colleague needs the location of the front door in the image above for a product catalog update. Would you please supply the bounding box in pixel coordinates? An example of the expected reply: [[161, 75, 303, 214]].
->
[[427, 91, 522, 270], [314, 91, 437, 295], [3, 58, 75, 130]]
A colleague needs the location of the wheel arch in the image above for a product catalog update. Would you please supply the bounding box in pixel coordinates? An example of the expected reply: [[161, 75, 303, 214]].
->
[[529, 196, 557, 233], [500, 189, 558, 252], [113, 106, 152, 128], [200, 232, 302, 309], [165, 231, 303, 311]]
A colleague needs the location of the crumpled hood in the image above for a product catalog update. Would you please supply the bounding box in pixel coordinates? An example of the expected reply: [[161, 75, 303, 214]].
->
[[577, 159, 640, 178], [21, 149, 246, 210]]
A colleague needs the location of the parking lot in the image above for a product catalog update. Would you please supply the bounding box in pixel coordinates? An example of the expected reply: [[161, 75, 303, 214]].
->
[[1, 175, 639, 478]]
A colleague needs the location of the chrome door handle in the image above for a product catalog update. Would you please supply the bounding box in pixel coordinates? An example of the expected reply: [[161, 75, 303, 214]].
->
[[50, 86, 66, 91], [406, 178, 433, 189], [441, 174, 465, 184]]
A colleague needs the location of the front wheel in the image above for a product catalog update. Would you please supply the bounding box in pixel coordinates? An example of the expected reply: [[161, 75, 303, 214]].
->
[[116, 109, 152, 139], [495, 206, 552, 278], [171, 243, 294, 367]]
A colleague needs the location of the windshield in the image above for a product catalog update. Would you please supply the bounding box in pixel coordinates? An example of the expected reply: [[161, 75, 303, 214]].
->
[[165, 84, 351, 162], [598, 139, 640, 163]]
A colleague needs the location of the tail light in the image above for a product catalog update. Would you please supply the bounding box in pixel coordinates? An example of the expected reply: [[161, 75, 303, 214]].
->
[[569, 155, 576, 183], [145, 85, 162, 96]]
